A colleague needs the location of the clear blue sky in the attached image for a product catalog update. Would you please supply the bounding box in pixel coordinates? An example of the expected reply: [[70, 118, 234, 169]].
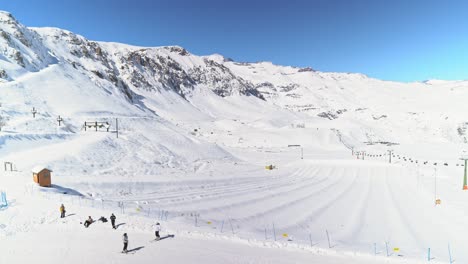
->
[[2, 0, 468, 82]]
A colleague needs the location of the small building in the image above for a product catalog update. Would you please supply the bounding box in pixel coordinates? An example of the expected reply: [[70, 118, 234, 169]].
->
[[32, 166, 52, 187]]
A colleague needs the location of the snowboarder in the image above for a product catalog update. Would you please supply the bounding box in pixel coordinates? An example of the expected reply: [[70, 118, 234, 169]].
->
[[155, 222, 161, 240], [84, 216, 93, 228], [110, 213, 116, 229], [60, 204, 66, 218], [122, 233, 128, 253]]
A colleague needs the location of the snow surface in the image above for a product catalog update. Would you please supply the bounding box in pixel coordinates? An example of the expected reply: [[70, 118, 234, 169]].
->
[[0, 10, 468, 264]]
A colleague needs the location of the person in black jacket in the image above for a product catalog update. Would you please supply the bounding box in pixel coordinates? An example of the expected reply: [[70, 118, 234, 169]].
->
[[155, 222, 161, 240], [122, 233, 128, 253], [110, 213, 116, 229]]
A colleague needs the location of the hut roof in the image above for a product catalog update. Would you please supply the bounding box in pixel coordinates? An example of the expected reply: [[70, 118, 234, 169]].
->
[[31, 166, 52, 173]]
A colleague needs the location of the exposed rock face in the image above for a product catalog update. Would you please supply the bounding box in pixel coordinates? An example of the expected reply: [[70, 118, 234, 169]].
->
[[0, 12, 344, 118], [0, 11, 56, 74], [26, 24, 267, 102]]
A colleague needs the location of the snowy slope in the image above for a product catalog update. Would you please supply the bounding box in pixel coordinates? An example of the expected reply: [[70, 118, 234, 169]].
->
[[0, 10, 468, 264]]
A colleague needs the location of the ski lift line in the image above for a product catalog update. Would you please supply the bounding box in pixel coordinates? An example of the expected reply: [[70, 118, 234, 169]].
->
[[354, 149, 462, 167]]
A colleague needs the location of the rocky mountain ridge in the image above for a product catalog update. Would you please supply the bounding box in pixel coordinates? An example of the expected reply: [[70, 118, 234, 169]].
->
[[2, 11, 468, 146]]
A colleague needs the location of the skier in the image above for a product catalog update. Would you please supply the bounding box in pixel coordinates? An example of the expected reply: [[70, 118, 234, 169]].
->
[[60, 204, 66, 218], [155, 222, 161, 240], [84, 216, 93, 228], [110, 213, 116, 229], [122, 233, 128, 253]]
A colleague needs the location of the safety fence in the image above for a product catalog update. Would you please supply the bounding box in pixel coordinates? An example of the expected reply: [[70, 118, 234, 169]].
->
[[25, 186, 456, 263]]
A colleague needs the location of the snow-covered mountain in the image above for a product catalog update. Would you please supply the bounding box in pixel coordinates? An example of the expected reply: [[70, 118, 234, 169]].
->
[[1, 10, 467, 151], [4, 10, 468, 264]]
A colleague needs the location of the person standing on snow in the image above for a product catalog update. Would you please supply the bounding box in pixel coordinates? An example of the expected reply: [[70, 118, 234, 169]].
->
[[60, 204, 66, 218], [122, 233, 128, 253], [155, 222, 161, 240], [110, 213, 116, 229]]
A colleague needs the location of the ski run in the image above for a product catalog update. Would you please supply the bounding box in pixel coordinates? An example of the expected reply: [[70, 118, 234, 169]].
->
[[0, 10, 468, 264]]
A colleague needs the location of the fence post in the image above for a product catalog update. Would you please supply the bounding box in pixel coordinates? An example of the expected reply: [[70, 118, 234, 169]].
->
[[309, 234, 313, 247], [326, 229, 331, 248], [448, 243, 452, 263], [385, 242, 389, 257], [229, 218, 234, 234], [272, 222, 276, 241], [428, 248, 431, 261]]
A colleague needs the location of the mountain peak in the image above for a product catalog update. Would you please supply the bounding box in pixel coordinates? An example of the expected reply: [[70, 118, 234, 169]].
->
[[203, 53, 231, 64], [0, 11, 14, 19], [162, 45, 190, 56], [0, 11, 19, 27]]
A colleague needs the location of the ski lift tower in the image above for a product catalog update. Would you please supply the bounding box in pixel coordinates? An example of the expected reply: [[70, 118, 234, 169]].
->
[[388, 149, 394, 164]]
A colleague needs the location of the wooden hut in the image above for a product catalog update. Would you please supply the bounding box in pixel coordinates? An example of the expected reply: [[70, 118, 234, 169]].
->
[[32, 166, 52, 187]]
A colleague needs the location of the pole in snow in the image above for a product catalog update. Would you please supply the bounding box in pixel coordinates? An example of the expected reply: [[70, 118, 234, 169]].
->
[[116, 118, 119, 138], [465, 159, 468, 190], [272, 222, 276, 241], [434, 167, 438, 206], [57, 115, 63, 126], [448, 243, 453, 263], [229, 219, 234, 234], [461, 158, 468, 190], [31, 107, 37, 118]]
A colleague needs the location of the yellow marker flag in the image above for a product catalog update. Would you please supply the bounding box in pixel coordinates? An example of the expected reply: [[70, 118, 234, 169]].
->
[[207, 221, 212, 225], [393, 248, 400, 252], [282, 233, 288, 238]]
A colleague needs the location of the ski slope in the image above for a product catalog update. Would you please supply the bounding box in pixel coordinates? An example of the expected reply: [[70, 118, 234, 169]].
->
[[1, 10, 468, 264], [1, 121, 466, 263]]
